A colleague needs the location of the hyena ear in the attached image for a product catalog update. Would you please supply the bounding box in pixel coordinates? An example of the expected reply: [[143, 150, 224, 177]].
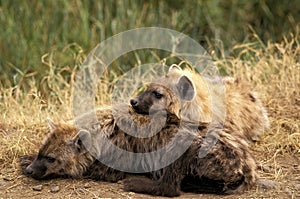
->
[[46, 117, 57, 132], [168, 64, 182, 73], [176, 75, 196, 101], [74, 130, 92, 154]]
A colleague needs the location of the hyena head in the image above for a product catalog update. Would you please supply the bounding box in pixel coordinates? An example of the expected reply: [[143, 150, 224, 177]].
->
[[130, 64, 212, 123], [25, 118, 94, 180]]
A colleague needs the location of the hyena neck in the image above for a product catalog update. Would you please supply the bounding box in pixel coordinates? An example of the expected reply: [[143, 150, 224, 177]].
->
[[181, 98, 212, 124], [177, 70, 213, 124], [81, 152, 97, 172], [68, 152, 96, 178]]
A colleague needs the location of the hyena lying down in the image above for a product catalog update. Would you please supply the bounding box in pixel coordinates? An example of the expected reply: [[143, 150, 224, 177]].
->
[[123, 64, 272, 195], [130, 64, 270, 142], [21, 103, 259, 197]]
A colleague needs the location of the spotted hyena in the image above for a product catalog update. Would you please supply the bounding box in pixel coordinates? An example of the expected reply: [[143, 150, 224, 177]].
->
[[22, 104, 172, 180], [21, 103, 260, 196], [130, 64, 269, 142], [22, 108, 125, 182]]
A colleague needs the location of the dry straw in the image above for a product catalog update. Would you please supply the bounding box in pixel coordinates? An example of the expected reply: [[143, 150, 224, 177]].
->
[[0, 34, 299, 197]]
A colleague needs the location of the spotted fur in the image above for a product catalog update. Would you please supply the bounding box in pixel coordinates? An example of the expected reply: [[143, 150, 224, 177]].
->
[[23, 103, 258, 196], [130, 65, 269, 142]]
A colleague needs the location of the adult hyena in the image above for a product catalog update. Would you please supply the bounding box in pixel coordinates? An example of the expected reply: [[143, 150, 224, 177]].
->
[[130, 64, 270, 142], [22, 103, 259, 196]]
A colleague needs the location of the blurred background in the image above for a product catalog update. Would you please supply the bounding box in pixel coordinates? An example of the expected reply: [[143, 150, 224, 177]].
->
[[0, 0, 299, 89]]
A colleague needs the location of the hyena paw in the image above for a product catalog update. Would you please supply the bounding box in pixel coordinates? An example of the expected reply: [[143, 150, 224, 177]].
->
[[124, 177, 160, 194], [123, 177, 148, 192], [124, 177, 180, 197]]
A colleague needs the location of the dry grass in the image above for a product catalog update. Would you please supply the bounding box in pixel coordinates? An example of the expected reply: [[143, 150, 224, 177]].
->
[[216, 34, 300, 197], [0, 35, 299, 198]]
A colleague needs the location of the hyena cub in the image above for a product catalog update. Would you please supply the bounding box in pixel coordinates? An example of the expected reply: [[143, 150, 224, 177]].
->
[[22, 109, 125, 182], [130, 64, 269, 142], [22, 103, 259, 197]]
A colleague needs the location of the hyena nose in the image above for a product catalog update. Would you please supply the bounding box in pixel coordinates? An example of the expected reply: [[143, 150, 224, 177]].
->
[[25, 166, 33, 175], [130, 98, 138, 106]]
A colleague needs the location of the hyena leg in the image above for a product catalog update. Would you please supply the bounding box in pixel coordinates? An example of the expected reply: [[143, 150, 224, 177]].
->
[[84, 162, 126, 182], [187, 129, 258, 194], [124, 167, 184, 197]]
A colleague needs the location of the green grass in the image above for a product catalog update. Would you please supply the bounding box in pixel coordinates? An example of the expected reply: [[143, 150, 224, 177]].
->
[[0, 0, 299, 89]]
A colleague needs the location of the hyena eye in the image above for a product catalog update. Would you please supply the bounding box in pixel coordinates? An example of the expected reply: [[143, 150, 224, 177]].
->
[[153, 91, 163, 99], [45, 156, 56, 163]]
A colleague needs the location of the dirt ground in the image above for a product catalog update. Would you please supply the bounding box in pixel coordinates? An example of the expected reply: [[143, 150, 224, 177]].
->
[[0, 148, 299, 199]]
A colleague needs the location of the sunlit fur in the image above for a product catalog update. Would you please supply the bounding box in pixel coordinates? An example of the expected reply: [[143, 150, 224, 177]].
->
[[25, 123, 95, 179], [131, 66, 270, 142]]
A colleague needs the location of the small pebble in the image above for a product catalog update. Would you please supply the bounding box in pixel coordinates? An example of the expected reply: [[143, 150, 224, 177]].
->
[[285, 187, 292, 196], [50, 185, 60, 193], [257, 179, 279, 190], [77, 188, 84, 194], [128, 191, 135, 195], [295, 184, 300, 190], [83, 183, 91, 189], [32, 184, 43, 191]]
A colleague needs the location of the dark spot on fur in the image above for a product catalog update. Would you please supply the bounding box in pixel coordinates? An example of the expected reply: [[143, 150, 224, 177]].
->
[[227, 176, 245, 190], [224, 147, 236, 159], [248, 94, 256, 102], [114, 125, 119, 131]]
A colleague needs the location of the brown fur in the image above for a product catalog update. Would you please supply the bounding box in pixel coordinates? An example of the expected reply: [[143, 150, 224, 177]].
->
[[123, 124, 258, 196], [130, 65, 269, 142], [23, 104, 258, 196], [23, 122, 95, 180], [221, 77, 270, 141]]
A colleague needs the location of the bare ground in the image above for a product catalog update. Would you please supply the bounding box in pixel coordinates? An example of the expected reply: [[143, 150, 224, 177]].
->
[[0, 152, 299, 199]]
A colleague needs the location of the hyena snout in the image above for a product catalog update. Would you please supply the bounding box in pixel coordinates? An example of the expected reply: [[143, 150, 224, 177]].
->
[[25, 165, 33, 175], [24, 164, 44, 179], [24, 161, 47, 179], [130, 97, 151, 114], [130, 98, 138, 106]]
